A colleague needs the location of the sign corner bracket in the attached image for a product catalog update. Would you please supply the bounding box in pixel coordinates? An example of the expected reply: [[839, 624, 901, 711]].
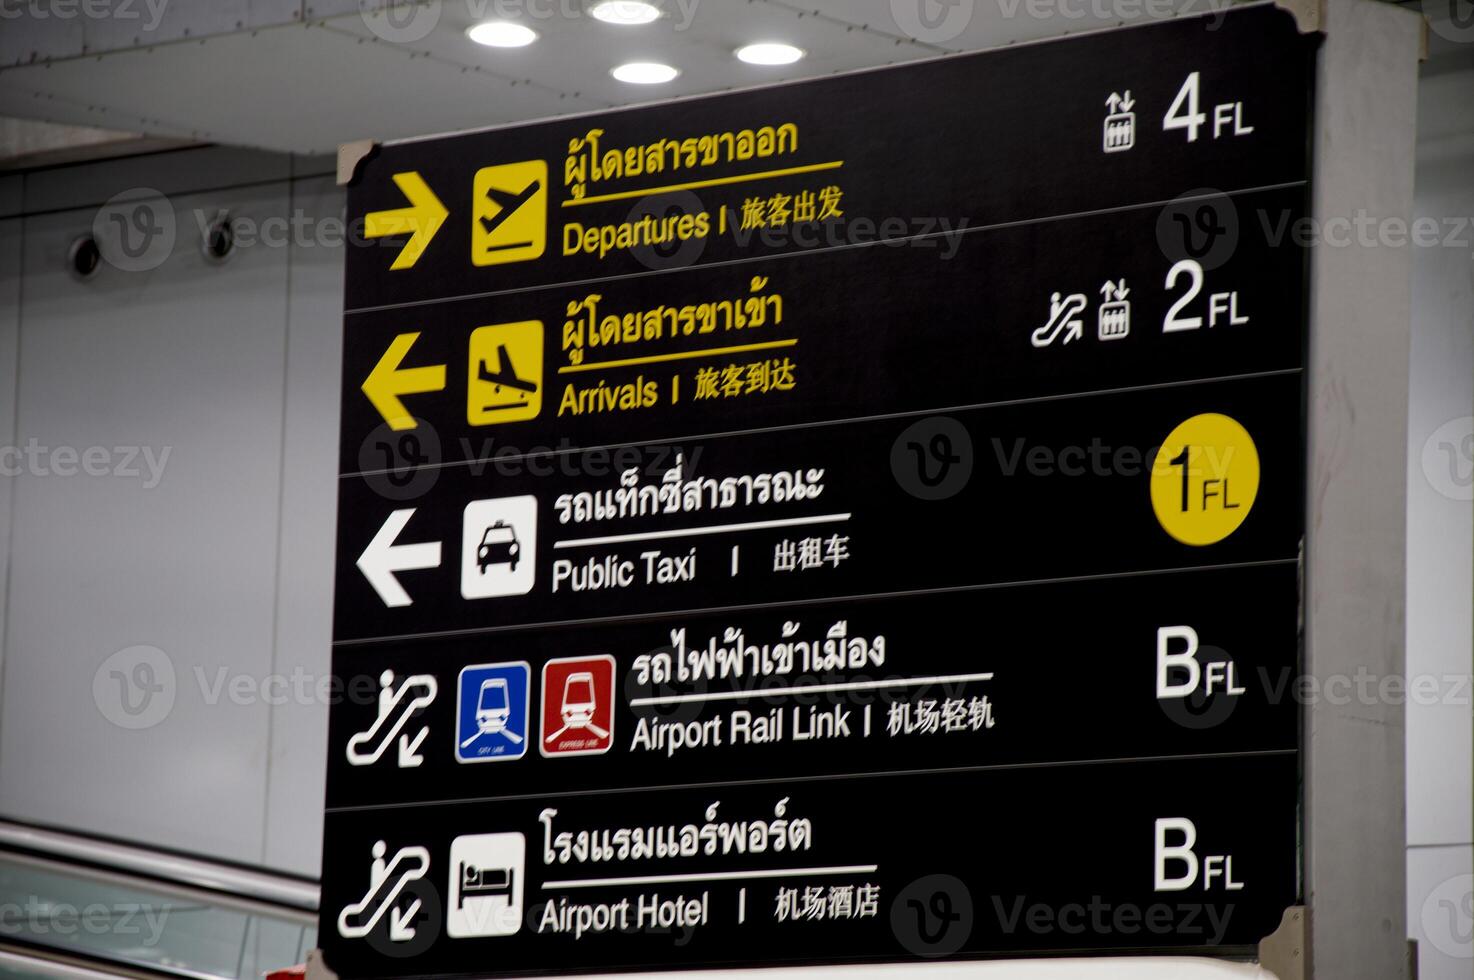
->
[[338, 140, 379, 187], [1273, 0, 1326, 34], [1259, 905, 1310, 980]]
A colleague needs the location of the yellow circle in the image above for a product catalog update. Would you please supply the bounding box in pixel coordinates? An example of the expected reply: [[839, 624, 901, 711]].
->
[[1151, 413, 1261, 546]]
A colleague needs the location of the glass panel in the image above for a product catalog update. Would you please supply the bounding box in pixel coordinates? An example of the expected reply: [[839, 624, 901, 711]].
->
[[0, 857, 314, 980], [0, 959, 57, 980]]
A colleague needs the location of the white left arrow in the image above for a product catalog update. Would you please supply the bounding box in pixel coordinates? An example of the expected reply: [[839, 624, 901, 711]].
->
[[358, 508, 442, 608]]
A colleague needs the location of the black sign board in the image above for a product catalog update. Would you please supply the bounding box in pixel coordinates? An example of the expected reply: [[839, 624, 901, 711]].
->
[[325, 755, 1298, 974], [342, 182, 1307, 474], [324, 7, 1316, 977], [335, 371, 1303, 641]]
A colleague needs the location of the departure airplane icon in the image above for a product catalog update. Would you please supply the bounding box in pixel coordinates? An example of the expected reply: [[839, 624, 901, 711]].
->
[[477, 345, 539, 411], [472, 162, 547, 268], [479, 180, 542, 250]]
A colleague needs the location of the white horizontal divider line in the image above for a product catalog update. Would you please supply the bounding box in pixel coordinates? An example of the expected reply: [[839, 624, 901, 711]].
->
[[542, 865, 880, 890], [553, 513, 852, 550], [630, 672, 996, 707], [344, 181, 1307, 318]]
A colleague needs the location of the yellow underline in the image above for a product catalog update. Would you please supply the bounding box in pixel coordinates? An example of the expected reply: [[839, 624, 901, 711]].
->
[[561, 162, 845, 208], [559, 339, 798, 375]]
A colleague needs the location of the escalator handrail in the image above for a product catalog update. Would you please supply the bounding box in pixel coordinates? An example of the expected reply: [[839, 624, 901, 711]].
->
[[0, 821, 318, 913], [0, 943, 216, 980]]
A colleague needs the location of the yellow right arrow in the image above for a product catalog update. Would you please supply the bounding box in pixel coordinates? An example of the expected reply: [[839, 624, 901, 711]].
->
[[364, 172, 448, 271], [363, 332, 447, 431]]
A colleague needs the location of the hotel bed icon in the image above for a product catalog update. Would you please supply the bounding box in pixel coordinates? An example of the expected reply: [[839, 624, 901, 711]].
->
[[458, 860, 514, 908], [447, 832, 525, 938]]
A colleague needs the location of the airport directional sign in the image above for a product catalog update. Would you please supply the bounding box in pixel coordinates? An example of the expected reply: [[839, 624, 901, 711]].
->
[[333, 370, 1302, 640], [341, 9, 1314, 312], [339, 182, 1308, 474], [324, 7, 1317, 976]]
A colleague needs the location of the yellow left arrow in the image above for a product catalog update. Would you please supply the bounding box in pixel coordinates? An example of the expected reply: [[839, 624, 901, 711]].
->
[[364, 172, 448, 271], [363, 332, 447, 431]]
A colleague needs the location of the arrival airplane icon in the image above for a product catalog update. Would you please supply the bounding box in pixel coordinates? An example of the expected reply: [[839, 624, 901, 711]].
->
[[467, 321, 544, 425], [478, 345, 539, 411]]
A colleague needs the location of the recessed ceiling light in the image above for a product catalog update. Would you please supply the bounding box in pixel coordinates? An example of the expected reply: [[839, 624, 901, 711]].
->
[[590, 0, 661, 25], [466, 21, 538, 47], [612, 61, 679, 84], [736, 42, 804, 66]]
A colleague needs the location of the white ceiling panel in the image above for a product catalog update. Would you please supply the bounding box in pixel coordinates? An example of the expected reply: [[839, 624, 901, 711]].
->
[[0, 0, 1207, 156], [791, 0, 1212, 50], [325, 1, 946, 111], [0, 22, 609, 153], [0, 0, 305, 66]]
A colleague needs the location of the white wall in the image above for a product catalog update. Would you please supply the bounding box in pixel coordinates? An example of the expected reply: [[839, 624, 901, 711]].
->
[[265, 172, 344, 875], [1405, 37, 1474, 980], [0, 148, 340, 877], [0, 175, 21, 736]]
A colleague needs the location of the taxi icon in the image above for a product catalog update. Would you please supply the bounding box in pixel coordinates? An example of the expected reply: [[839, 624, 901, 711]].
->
[[461, 496, 537, 600], [477, 521, 521, 573]]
